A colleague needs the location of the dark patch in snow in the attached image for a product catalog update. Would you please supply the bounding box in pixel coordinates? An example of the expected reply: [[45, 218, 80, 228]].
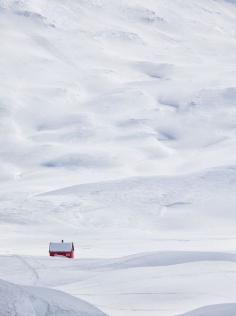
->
[[12, 9, 55, 27], [133, 62, 173, 79], [159, 97, 179, 109], [122, 6, 165, 24], [164, 201, 191, 208], [158, 131, 177, 141], [42, 154, 115, 170]]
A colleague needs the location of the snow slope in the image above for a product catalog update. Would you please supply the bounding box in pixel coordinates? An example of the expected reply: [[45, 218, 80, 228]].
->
[[1, 0, 236, 315], [179, 304, 236, 316], [1, 0, 236, 187], [1, 253, 236, 316], [0, 278, 107, 316]]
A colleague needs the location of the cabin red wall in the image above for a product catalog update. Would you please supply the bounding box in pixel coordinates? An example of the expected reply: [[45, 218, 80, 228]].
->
[[49, 251, 74, 258]]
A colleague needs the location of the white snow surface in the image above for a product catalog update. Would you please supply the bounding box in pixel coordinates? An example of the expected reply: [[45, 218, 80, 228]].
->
[[1, 0, 236, 315], [178, 303, 236, 316], [0, 278, 107, 316]]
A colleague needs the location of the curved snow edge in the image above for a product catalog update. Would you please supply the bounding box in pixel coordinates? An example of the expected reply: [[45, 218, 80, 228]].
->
[[178, 303, 236, 316], [0, 278, 107, 316]]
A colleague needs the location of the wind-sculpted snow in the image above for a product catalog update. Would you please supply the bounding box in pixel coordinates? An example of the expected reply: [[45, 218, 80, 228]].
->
[[103, 251, 236, 269], [1, 0, 236, 315], [179, 303, 236, 316], [0, 279, 107, 316], [36, 166, 236, 233], [1, 0, 236, 184], [0, 253, 236, 316]]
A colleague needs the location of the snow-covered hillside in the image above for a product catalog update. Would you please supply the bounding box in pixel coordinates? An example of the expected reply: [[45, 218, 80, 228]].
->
[[1, 0, 236, 315], [1, 0, 236, 186]]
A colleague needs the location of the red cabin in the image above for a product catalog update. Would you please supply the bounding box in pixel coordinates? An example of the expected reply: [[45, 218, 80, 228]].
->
[[49, 240, 74, 258]]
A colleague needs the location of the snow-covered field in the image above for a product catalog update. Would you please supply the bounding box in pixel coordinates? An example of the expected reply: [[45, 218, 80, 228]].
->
[[1, 0, 236, 315]]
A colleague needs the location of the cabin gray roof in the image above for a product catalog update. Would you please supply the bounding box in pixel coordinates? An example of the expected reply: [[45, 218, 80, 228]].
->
[[49, 242, 74, 252]]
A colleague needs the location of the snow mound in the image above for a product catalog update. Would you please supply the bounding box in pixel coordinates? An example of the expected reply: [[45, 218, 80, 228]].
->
[[104, 251, 236, 269], [0, 279, 107, 316], [37, 166, 236, 233], [179, 303, 236, 316]]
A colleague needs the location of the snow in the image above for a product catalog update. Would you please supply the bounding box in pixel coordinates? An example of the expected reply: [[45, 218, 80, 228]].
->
[[1, 253, 236, 316], [178, 304, 236, 316], [0, 279, 107, 316], [1, 0, 236, 315]]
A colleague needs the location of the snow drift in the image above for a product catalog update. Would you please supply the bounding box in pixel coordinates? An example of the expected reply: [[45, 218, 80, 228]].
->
[[0, 278, 107, 316], [1, 0, 236, 315], [179, 303, 236, 316]]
